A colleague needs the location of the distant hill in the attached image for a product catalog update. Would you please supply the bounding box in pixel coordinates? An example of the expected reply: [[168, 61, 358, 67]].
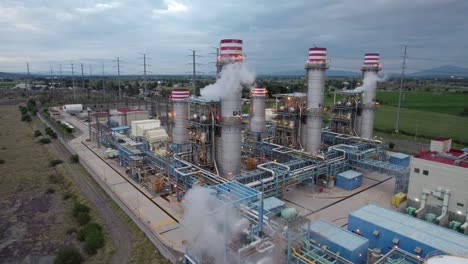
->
[[0, 72, 26, 78], [408, 65, 468, 77], [268, 69, 360, 77]]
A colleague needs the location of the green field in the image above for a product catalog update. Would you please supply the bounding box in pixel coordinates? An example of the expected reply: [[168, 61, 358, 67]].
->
[[376, 91, 468, 116], [374, 105, 468, 143]]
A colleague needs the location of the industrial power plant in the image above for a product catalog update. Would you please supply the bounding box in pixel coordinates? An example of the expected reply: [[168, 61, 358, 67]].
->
[[52, 39, 468, 264]]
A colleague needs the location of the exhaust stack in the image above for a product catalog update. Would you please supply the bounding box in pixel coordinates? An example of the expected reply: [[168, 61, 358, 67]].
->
[[216, 39, 243, 178], [305, 48, 328, 155], [171, 89, 190, 145], [360, 53, 382, 139], [250, 87, 267, 137]]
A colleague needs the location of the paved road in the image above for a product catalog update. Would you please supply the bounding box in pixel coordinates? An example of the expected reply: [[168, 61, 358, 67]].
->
[[35, 116, 134, 264]]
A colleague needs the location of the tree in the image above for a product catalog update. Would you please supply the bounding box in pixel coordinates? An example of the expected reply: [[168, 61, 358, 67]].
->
[[54, 247, 82, 264]]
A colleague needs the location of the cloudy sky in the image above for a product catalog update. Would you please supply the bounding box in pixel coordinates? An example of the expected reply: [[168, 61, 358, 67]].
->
[[1, 0, 467, 75]]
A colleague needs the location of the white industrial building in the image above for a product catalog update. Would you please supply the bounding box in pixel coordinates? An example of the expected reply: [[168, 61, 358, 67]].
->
[[407, 138, 468, 231]]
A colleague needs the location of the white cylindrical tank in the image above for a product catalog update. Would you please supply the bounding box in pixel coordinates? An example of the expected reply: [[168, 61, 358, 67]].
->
[[250, 87, 267, 135], [63, 104, 83, 114], [305, 47, 328, 155], [171, 89, 190, 144], [360, 53, 382, 139]]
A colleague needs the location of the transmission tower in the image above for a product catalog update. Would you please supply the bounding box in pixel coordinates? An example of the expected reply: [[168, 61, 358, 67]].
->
[[26, 62, 30, 91], [395, 45, 408, 133], [101, 62, 106, 99], [114, 57, 122, 99], [71, 62, 76, 100], [187, 50, 203, 96], [139, 53, 152, 95], [210, 46, 220, 75], [59, 64, 63, 88]]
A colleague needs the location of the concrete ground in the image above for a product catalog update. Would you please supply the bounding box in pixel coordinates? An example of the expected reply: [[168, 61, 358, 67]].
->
[[282, 172, 395, 227]]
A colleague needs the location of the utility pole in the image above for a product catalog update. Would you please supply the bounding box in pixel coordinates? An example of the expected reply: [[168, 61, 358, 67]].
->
[[59, 64, 63, 89], [71, 62, 76, 100], [115, 57, 122, 99], [188, 50, 202, 96], [81, 63, 87, 99], [395, 45, 407, 133], [139, 53, 151, 95], [102, 62, 105, 99]]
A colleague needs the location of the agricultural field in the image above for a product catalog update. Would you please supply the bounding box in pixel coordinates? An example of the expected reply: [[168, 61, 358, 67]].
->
[[376, 91, 468, 116]]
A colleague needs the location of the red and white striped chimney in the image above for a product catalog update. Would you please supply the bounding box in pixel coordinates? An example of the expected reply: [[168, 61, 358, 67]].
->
[[363, 53, 380, 67], [219, 39, 243, 63], [308, 48, 327, 63]]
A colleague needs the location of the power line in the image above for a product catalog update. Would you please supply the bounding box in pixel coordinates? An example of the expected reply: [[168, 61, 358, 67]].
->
[[395, 45, 407, 133]]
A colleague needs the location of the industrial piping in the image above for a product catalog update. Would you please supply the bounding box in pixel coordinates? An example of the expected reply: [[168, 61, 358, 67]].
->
[[305, 47, 328, 155], [216, 39, 244, 179], [360, 53, 382, 139]]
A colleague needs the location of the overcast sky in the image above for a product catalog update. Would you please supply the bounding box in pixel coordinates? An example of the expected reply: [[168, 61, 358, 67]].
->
[[1, 0, 467, 75]]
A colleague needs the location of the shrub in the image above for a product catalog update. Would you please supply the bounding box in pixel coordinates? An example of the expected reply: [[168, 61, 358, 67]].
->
[[0, 159, 5, 164], [49, 159, 63, 167], [77, 223, 102, 241], [66, 227, 77, 235], [34, 130, 42, 137], [54, 247, 82, 264], [70, 154, 79, 163], [389, 142, 395, 150], [76, 212, 91, 226], [73, 203, 90, 217], [49, 173, 64, 184], [21, 114, 32, 122], [63, 192, 73, 200], [39, 138, 52, 144], [84, 227, 104, 254], [45, 188, 56, 194]]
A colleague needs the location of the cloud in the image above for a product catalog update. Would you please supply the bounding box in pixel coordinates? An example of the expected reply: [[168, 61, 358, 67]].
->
[[152, 0, 187, 15], [76, 2, 120, 13]]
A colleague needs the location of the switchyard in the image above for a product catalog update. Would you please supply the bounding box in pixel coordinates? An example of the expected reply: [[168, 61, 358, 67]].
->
[[52, 39, 468, 264]]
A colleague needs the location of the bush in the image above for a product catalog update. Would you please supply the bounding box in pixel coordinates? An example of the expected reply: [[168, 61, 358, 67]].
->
[[77, 223, 102, 241], [0, 159, 4, 164], [84, 227, 105, 254], [66, 227, 77, 235], [45, 188, 56, 194], [76, 212, 91, 226], [49, 173, 64, 184], [70, 154, 79, 163], [34, 130, 42, 137], [49, 159, 63, 167], [39, 138, 52, 144], [63, 192, 73, 200], [21, 114, 32, 122], [73, 203, 90, 217], [389, 142, 395, 150], [54, 247, 82, 264]]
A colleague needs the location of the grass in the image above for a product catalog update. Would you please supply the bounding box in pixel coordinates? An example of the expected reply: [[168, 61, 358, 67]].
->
[[376, 91, 468, 116], [374, 105, 468, 144], [0, 104, 115, 264]]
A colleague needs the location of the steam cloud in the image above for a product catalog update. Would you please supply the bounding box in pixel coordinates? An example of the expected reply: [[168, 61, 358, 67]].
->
[[200, 62, 256, 101], [182, 186, 250, 263], [352, 73, 388, 93]]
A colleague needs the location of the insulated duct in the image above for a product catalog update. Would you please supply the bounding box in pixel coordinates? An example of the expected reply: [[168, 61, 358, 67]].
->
[[171, 89, 190, 144], [360, 53, 382, 139], [250, 87, 267, 136], [305, 47, 328, 155]]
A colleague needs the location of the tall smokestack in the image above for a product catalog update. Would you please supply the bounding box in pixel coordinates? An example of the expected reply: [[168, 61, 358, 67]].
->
[[171, 89, 190, 145], [305, 47, 328, 155], [216, 39, 244, 178], [250, 87, 267, 137], [360, 53, 382, 139]]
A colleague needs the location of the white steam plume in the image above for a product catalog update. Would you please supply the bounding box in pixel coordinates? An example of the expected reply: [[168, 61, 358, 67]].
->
[[353, 73, 388, 93], [182, 186, 250, 263], [200, 62, 256, 100]]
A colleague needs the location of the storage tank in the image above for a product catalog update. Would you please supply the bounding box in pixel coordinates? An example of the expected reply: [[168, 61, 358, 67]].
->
[[305, 47, 328, 155], [63, 104, 83, 114], [171, 89, 190, 145], [250, 87, 267, 136], [360, 53, 382, 139]]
